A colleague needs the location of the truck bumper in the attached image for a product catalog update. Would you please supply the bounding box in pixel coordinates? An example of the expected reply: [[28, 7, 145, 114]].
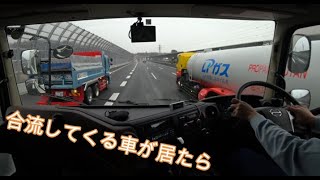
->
[[37, 96, 81, 106], [198, 87, 235, 100]]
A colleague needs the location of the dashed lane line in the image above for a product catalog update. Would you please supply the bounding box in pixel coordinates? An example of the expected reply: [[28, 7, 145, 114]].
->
[[151, 73, 157, 80], [120, 81, 127, 87]]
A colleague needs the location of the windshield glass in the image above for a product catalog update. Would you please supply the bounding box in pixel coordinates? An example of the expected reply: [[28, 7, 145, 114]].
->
[[8, 18, 275, 106]]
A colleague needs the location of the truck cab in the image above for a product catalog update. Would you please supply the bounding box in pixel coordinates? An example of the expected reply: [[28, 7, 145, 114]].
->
[[176, 52, 195, 83]]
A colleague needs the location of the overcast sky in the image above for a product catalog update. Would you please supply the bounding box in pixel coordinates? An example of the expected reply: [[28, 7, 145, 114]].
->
[[72, 17, 275, 54]]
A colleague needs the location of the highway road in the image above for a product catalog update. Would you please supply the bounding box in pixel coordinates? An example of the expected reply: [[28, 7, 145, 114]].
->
[[20, 60, 190, 106]]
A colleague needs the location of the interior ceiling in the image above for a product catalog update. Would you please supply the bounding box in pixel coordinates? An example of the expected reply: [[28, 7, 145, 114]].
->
[[0, 4, 319, 26]]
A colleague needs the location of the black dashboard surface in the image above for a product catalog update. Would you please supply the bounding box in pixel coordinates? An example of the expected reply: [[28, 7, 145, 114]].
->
[[0, 95, 265, 176], [5, 95, 263, 127]]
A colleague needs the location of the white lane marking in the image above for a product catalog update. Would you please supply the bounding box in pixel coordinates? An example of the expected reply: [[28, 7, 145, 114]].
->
[[132, 63, 138, 71], [120, 81, 127, 87], [172, 72, 176, 75], [130, 72, 133, 75], [126, 75, 131, 79], [110, 63, 132, 74], [151, 73, 157, 80], [109, 93, 120, 101], [159, 67, 163, 70], [104, 101, 114, 106]]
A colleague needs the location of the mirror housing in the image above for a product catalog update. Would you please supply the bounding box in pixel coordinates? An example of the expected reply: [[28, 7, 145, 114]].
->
[[53, 45, 73, 59], [21, 49, 41, 75], [290, 89, 311, 108], [288, 34, 311, 73]]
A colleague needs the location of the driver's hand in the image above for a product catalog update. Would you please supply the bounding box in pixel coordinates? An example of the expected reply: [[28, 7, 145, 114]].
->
[[286, 105, 316, 128], [230, 98, 258, 121]]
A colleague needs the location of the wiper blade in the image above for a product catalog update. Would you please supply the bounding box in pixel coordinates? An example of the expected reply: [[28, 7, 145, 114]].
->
[[41, 93, 88, 106], [117, 100, 149, 106]]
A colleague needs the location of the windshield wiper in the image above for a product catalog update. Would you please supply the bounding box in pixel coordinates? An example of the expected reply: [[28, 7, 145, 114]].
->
[[40, 93, 88, 106], [117, 100, 149, 106]]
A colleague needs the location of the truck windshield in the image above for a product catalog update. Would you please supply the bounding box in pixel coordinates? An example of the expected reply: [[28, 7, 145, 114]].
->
[[8, 18, 275, 107]]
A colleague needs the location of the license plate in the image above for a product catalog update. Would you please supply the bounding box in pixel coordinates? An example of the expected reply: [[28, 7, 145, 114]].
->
[[55, 91, 64, 97]]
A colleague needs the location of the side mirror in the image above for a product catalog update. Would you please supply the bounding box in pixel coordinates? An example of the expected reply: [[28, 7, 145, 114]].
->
[[53, 45, 73, 59], [21, 49, 41, 75], [290, 89, 311, 108], [288, 35, 311, 73]]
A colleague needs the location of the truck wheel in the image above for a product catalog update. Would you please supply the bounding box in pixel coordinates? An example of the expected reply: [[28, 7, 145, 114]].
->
[[92, 83, 100, 97], [84, 87, 93, 105]]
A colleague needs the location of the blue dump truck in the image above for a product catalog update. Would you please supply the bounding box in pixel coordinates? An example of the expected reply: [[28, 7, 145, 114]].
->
[[38, 51, 112, 105]]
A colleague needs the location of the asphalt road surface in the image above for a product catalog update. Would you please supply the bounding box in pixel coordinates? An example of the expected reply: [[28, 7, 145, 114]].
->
[[20, 60, 190, 106]]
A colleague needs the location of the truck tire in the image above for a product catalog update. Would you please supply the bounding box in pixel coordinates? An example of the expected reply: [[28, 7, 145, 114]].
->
[[84, 87, 93, 105], [92, 83, 100, 97]]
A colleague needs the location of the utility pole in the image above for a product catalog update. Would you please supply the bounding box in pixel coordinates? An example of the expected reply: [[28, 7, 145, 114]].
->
[[159, 44, 161, 53]]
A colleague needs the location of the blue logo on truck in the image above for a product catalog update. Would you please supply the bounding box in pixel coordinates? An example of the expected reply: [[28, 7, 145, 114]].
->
[[201, 59, 230, 77]]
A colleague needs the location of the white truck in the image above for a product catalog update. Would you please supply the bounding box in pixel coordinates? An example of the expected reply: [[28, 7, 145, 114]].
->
[[179, 37, 316, 108]]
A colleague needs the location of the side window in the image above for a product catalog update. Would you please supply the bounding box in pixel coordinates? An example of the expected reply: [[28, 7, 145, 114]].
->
[[285, 25, 320, 109]]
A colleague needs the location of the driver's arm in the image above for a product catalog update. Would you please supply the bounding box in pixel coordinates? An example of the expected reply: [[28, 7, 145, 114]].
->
[[250, 113, 320, 176], [230, 99, 320, 176]]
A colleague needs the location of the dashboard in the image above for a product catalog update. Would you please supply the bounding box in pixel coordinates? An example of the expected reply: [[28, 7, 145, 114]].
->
[[3, 95, 264, 143], [0, 94, 265, 175]]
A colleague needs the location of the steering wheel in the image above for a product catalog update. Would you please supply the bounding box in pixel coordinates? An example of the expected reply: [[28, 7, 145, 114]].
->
[[236, 81, 309, 135]]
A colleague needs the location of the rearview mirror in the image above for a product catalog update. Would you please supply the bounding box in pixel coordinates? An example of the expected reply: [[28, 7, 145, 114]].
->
[[288, 35, 311, 73], [53, 45, 73, 59], [21, 49, 41, 75], [290, 89, 311, 108]]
